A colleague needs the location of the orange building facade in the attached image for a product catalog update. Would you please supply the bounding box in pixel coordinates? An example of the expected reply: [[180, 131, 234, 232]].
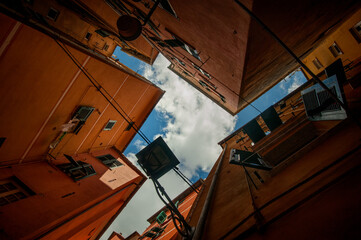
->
[[0, 11, 163, 240], [139, 180, 203, 240], [186, 41, 361, 240], [301, 7, 361, 89], [104, 0, 361, 114], [0, 0, 159, 65]]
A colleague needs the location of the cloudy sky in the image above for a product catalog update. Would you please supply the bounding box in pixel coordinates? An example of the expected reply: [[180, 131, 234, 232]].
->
[[100, 49, 306, 239]]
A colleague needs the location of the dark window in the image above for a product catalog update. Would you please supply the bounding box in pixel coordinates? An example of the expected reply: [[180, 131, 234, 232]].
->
[[156, 211, 167, 224], [85, 32, 92, 41], [242, 119, 266, 144], [192, 63, 210, 78], [0, 137, 5, 148], [301, 75, 346, 121], [153, 0, 177, 18], [103, 43, 109, 51], [349, 20, 361, 43], [104, 120, 116, 131], [164, 35, 201, 61], [47, 8, 59, 21], [229, 149, 272, 171], [57, 161, 96, 181], [312, 58, 323, 70], [260, 106, 283, 131], [95, 29, 110, 37], [73, 106, 94, 121], [173, 57, 185, 66], [164, 39, 184, 47], [329, 42, 343, 57], [96, 154, 123, 169], [0, 177, 34, 206]]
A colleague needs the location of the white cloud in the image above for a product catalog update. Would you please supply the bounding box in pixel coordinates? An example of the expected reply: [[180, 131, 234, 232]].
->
[[280, 70, 305, 94], [101, 55, 236, 239], [142, 55, 236, 177]]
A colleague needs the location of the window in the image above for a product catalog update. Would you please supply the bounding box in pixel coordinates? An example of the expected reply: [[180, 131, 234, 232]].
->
[[73, 106, 94, 121], [192, 63, 211, 79], [95, 29, 110, 38], [172, 57, 185, 66], [70, 106, 95, 134], [156, 211, 167, 224], [301, 75, 346, 121], [229, 149, 272, 171], [153, 0, 177, 18], [329, 42, 343, 57], [47, 8, 59, 21], [104, 120, 116, 131], [350, 20, 361, 43], [0, 177, 34, 206], [103, 43, 109, 51], [85, 32, 92, 41], [0, 137, 5, 148], [163, 34, 201, 61], [57, 161, 96, 181], [312, 58, 323, 70], [96, 154, 123, 169]]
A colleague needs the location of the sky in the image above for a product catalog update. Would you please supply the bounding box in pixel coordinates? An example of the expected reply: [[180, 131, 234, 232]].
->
[[100, 48, 306, 239]]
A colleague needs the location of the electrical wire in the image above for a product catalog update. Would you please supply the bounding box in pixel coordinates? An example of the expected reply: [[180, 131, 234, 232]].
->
[[53, 38, 151, 144], [152, 179, 191, 238], [173, 167, 199, 193]]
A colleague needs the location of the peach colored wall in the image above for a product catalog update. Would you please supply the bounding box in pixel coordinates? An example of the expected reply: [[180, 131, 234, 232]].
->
[[0, 14, 163, 165], [0, 148, 141, 239]]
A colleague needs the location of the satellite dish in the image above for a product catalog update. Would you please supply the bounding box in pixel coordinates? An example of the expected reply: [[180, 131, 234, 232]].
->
[[117, 15, 142, 41]]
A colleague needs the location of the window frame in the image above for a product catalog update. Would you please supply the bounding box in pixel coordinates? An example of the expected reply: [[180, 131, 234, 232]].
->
[[57, 161, 96, 181], [96, 154, 123, 169], [0, 177, 35, 206], [349, 20, 361, 43], [47, 7, 59, 21], [312, 58, 323, 70], [329, 42, 343, 57]]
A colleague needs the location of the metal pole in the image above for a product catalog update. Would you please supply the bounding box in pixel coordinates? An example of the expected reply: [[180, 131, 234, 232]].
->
[[143, 0, 161, 26], [192, 144, 228, 240], [234, 0, 361, 129]]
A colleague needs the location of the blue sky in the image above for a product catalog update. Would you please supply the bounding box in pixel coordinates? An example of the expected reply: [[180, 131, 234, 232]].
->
[[115, 47, 306, 167], [101, 47, 306, 239]]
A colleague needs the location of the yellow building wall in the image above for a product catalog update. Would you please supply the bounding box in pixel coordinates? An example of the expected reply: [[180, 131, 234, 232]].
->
[[302, 8, 361, 78]]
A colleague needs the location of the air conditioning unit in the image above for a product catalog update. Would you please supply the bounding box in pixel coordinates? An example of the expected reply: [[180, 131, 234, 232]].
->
[[301, 75, 346, 121]]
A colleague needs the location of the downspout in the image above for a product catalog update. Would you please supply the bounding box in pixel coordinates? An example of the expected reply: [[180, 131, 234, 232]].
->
[[192, 144, 228, 240]]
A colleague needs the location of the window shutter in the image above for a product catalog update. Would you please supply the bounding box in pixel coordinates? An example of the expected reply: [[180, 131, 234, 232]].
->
[[301, 75, 346, 121]]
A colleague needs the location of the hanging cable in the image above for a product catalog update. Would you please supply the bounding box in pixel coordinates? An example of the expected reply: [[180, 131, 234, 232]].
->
[[59, 43, 138, 125], [173, 167, 199, 193], [56, 40, 152, 144], [53, 38, 152, 144], [152, 179, 191, 238]]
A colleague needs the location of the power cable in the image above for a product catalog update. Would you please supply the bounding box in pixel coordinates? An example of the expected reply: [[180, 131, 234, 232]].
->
[[59, 41, 147, 135], [53, 38, 151, 144]]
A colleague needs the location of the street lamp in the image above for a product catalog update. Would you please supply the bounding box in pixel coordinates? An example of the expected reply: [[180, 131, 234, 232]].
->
[[136, 136, 193, 239]]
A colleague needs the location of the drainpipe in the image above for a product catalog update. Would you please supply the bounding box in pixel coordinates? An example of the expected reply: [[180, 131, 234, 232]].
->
[[192, 144, 228, 240]]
